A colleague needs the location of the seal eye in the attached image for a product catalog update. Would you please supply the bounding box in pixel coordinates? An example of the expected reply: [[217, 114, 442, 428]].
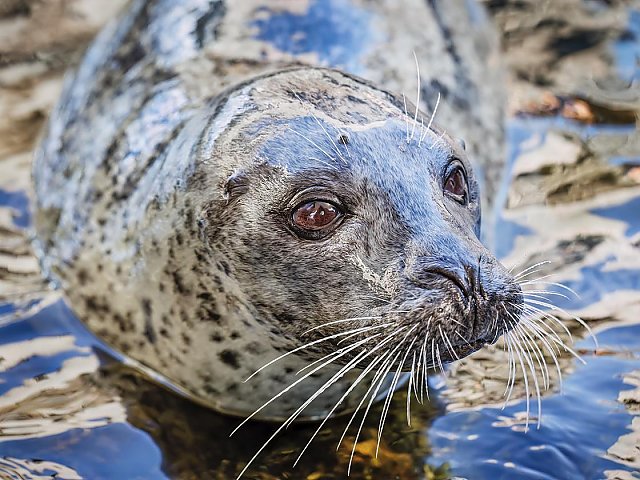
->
[[291, 200, 342, 239], [444, 167, 468, 205]]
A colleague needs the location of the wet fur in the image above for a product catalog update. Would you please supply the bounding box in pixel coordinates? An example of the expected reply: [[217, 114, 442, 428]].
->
[[33, 0, 510, 421]]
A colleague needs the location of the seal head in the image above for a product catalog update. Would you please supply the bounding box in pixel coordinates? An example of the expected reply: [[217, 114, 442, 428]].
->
[[187, 68, 522, 402]]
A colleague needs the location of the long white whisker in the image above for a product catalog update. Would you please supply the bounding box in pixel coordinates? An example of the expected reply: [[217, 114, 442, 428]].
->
[[510, 327, 531, 431], [524, 298, 597, 348], [293, 337, 399, 466], [521, 319, 564, 393], [298, 323, 392, 375], [377, 334, 418, 456], [233, 337, 369, 436], [302, 315, 381, 335], [346, 325, 417, 475], [407, 351, 416, 424], [289, 129, 336, 163], [402, 93, 410, 142], [518, 303, 573, 342], [513, 325, 542, 429], [410, 51, 421, 141], [245, 322, 391, 382], [513, 261, 552, 280], [420, 91, 441, 143]]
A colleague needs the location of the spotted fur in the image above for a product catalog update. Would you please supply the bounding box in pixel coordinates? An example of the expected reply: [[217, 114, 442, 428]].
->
[[33, 0, 513, 420]]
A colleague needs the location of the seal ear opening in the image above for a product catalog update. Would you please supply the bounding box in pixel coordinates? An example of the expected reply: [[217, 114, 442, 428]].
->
[[223, 171, 249, 204]]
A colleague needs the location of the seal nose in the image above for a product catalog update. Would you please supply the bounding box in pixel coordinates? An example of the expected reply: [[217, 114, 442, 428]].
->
[[406, 257, 472, 300]]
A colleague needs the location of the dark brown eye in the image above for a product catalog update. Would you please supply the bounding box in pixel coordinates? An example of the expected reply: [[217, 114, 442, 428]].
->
[[291, 200, 342, 238], [444, 167, 468, 204]]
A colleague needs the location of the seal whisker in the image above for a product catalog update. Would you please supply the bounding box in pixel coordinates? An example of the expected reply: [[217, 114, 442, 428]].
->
[[439, 325, 459, 361], [336, 323, 393, 345], [512, 260, 552, 279], [233, 333, 384, 479], [286, 346, 375, 428], [523, 298, 597, 348], [519, 279, 580, 300], [522, 290, 571, 302], [302, 315, 382, 335], [523, 316, 586, 364], [288, 128, 337, 164], [297, 323, 393, 375], [235, 343, 371, 480], [430, 338, 438, 374], [436, 343, 446, 377], [509, 326, 532, 430], [517, 305, 565, 352], [419, 91, 441, 143], [244, 322, 388, 383], [420, 332, 430, 402], [454, 330, 472, 347], [335, 325, 411, 444], [293, 335, 400, 466], [503, 330, 518, 405], [520, 318, 564, 393], [513, 325, 542, 429], [348, 356, 397, 474], [450, 317, 466, 328], [402, 93, 410, 142], [346, 325, 418, 474], [337, 349, 396, 451], [511, 311, 550, 390], [429, 129, 448, 151], [407, 351, 416, 424], [518, 303, 573, 343], [233, 337, 372, 436], [291, 92, 348, 164], [409, 51, 421, 142], [376, 334, 419, 456]]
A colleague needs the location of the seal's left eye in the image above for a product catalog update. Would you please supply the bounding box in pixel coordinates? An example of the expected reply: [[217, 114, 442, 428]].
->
[[444, 167, 468, 205], [291, 200, 343, 239]]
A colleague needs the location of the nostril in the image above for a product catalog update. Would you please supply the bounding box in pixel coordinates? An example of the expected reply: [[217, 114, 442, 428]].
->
[[420, 267, 470, 298], [465, 264, 486, 298]]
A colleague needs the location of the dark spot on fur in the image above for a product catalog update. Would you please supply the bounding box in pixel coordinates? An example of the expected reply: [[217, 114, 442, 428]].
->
[[210, 332, 224, 342], [176, 232, 185, 247], [338, 134, 350, 145], [171, 270, 188, 294], [230, 331, 241, 340], [219, 349, 241, 369], [142, 298, 156, 343], [77, 269, 89, 284]]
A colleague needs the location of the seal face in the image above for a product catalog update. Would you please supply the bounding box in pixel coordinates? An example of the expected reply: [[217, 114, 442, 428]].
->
[[32, 0, 515, 420]]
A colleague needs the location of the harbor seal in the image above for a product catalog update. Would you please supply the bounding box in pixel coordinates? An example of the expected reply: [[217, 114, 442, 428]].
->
[[32, 0, 519, 424]]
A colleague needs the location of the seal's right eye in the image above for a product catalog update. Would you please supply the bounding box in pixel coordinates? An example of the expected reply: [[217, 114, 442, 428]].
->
[[291, 200, 343, 239]]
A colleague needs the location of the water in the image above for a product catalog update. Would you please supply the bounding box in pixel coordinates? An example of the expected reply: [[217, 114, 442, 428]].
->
[[1, 0, 640, 479]]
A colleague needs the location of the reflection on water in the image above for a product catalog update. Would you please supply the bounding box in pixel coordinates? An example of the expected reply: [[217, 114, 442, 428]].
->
[[1, 0, 640, 479]]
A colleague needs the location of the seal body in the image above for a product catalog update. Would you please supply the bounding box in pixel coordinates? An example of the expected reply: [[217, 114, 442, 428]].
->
[[33, 0, 515, 420]]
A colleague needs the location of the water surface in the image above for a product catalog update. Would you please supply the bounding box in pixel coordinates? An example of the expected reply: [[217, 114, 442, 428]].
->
[[1, 0, 640, 479]]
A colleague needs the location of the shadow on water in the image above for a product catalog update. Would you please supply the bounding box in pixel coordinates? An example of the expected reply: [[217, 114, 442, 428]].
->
[[2, 0, 640, 479]]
